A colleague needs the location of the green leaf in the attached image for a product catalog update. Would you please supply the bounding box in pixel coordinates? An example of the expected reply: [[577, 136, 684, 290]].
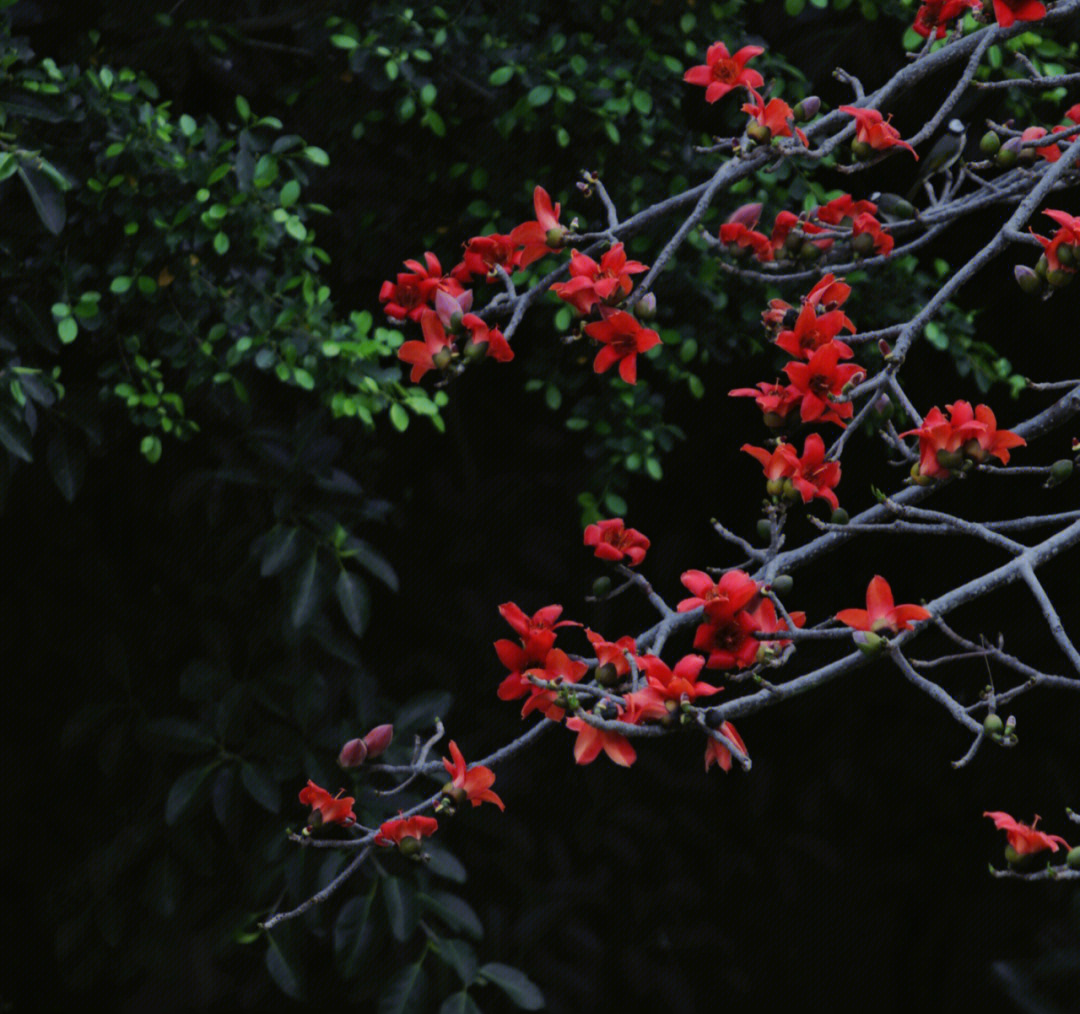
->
[[57, 316, 78, 344], [477, 963, 544, 1009], [291, 550, 321, 628], [441, 993, 481, 1014], [330, 33, 359, 50], [110, 276, 132, 294], [0, 418, 33, 462], [335, 569, 371, 637], [488, 66, 514, 86], [632, 90, 652, 115], [784, 0, 806, 13], [304, 147, 330, 167], [265, 938, 303, 1000], [425, 843, 467, 883], [143, 717, 216, 754], [436, 939, 477, 985], [383, 876, 418, 942], [419, 892, 483, 940], [165, 764, 215, 825], [213, 231, 230, 255], [390, 403, 409, 431], [335, 889, 379, 979], [47, 434, 85, 501], [346, 539, 399, 592], [378, 962, 428, 1014], [241, 763, 281, 813], [140, 435, 162, 464], [280, 180, 300, 207], [17, 165, 65, 234], [544, 384, 562, 411], [527, 85, 553, 106], [235, 95, 251, 121], [260, 526, 300, 576]]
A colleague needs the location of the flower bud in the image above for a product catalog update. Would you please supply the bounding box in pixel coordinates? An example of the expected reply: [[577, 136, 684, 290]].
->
[[855, 631, 883, 656], [1049, 459, 1074, 483], [1014, 264, 1042, 294], [979, 131, 1001, 155], [1067, 846, 1080, 870], [727, 202, 763, 229], [1034, 255, 1048, 279], [852, 232, 876, 256], [982, 713, 1004, 736], [851, 139, 872, 160], [830, 508, 849, 525], [747, 123, 772, 144], [756, 519, 773, 542], [592, 575, 612, 597], [595, 662, 620, 687], [632, 292, 657, 320], [793, 96, 820, 122], [432, 347, 454, 370], [338, 737, 369, 768], [363, 724, 394, 759], [996, 140, 1020, 168], [771, 574, 794, 596]]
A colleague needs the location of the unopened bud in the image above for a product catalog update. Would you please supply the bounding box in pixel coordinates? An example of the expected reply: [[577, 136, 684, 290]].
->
[[830, 508, 849, 525], [1047, 268, 1074, 289], [1034, 255, 1048, 279], [1049, 459, 1074, 483], [1014, 264, 1042, 294], [338, 737, 369, 768], [592, 575, 612, 597], [727, 202, 763, 229], [909, 462, 933, 485], [855, 631, 883, 655], [363, 724, 394, 759], [771, 574, 794, 596], [793, 96, 820, 122], [996, 140, 1020, 168], [781, 478, 798, 499], [983, 713, 1004, 736], [634, 292, 657, 320], [979, 131, 1001, 156], [765, 478, 785, 497]]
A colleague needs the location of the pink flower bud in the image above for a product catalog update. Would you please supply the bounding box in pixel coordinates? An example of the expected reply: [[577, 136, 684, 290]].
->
[[794, 96, 820, 122], [633, 292, 657, 320], [434, 289, 474, 330], [726, 202, 763, 229], [338, 738, 368, 768], [363, 724, 394, 758]]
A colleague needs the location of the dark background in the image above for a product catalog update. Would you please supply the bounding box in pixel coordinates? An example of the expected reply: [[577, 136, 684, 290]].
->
[[3, 1, 1079, 1011]]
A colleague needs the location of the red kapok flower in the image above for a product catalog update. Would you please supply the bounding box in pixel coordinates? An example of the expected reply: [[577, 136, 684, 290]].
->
[[1033, 209, 1080, 273], [397, 309, 453, 383], [379, 252, 463, 322], [774, 300, 855, 360], [727, 381, 803, 427], [583, 517, 650, 566], [782, 342, 864, 427], [954, 402, 1027, 465], [984, 811, 1069, 855], [1020, 126, 1061, 163], [694, 610, 761, 670], [1067, 104, 1080, 126], [299, 780, 356, 827], [565, 704, 639, 767], [586, 628, 639, 683], [741, 440, 800, 482], [683, 42, 764, 104], [584, 307, 662, 385], [851, 212, 894, 257], [509, 186, 565, 268], [375, 814, 439, 847], [677, 569, 759, 623], [991, 0, 1046, 28], [742, 92, 808, 145], [460, 313, 514, 363], [813, 195, 879, 227], [835, 575, 931, 635], [452, 234, 520, 282], [704, 720, 747, 773], [441, 740, 505, 810], [839, 106, 918, 159], [899, 401, 1026, 476], [791, 432, 841, 511], [912, 0, 980, 38], [640, 653, 722, 702], [520, 647, 588, 721], [551, 244, 648, 314], [719, 221, 775, 261], [744, 596, 805, 661]]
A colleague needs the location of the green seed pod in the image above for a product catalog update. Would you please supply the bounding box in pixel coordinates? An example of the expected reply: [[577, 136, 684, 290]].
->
[[595, 662, 620, 687], [983, 713, 1004, 736], [979, 131, 1001, 156], [592, 576, 612, 597], [1066, 846, 1080, 870], [771, 574, 794, 596], [756, 519, 773, 543], [1050, 459, 1074, 483], [996, 144, 1019, 169], [851, 139, 872, 160], [830, 508, 849, 526]]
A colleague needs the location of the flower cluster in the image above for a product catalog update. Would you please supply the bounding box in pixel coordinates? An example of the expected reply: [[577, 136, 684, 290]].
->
[[741, 433, 842, 511], [901, 401, 1026, 481], [584, 517, 650, 566]]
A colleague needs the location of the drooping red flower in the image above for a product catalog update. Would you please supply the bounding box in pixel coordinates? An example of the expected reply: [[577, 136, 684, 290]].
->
[[813, 195, 879, 227], [509, 186, 565, 268], [782, 343, 864, 426], [719, 221, 775, 261], [851, 212, 894, 257], [790, 433, 841, 511], [520, 647, 588, 721], [912, 0, 980, 38], [728, 381, 803, 427], [397, 309, 453, 383], [991, 0, 1046, 28], [743, 596, 805, 660], [835, 575, 931, 635], [741, 440, 800, 482], [704, 720, 747, 773], [770, 210, 833, 257], [460, 313, 514, 362], [565, 704, 639, 766], [583, 517, 650, 566], [375, 814, 439, 847], [1032, 209, 1080, 273], [839, 106, 918, 159], [584, 307, 661, 385], [774, 300, 855, 360], [984, 811, 1069, 855], [551, 244, 648, 314], [441, 741, 505, 810], [380, 252, 463, 322], [683, 42, 764, 103], [899, 401, 1026, 477], [742, 92, 808, 145], [586, 628, 639, 682], [677, 569, 759, 623], [639, 653, 722, 702], [452, 234, 520, 282], [299, 780, 357, 827], [1020, 126, 1061, 163]]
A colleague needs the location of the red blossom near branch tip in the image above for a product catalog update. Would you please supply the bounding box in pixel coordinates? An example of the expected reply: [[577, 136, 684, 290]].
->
[[774, 301, 855, 360], [375, 814, 439, 847], [983, 811, 1069, 855], [520, 647, 587, 721], [991, 0, 1046, 28], [586, 628, 639, 679], [719, 221, 775, 261], [694, 610, 761, 670], [782, 342, 864, 427], [1032, 209, 1080, 273], [584, 307, 662, 385], [742, 92, 808, 145], [912, 0, 980, 38], [379, 252, 463, 322], [583, 517, 650, 566], [509, 186, 565, 268], [442, 740, 505, 810], [683, 41, 764, 103], [451, 233, 520, 282], [704, 720, 747, 773], [835, 575, 931, 635], [839, 106, 918, 159], [551, 244, 648, 314], [677, 569, 759, 623], [899, 401, 1026, 476], [397, 309, 453, 383], [639, 652, 721, 702], [565, 704, 640, 767], [298, 780, 357, 827], [790, 433, 842, 511], [742, 439, 800, 481], [727, 381, 803, 428]]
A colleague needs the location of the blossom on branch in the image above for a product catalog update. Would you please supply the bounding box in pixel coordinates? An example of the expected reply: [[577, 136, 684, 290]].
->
[[683, 42, 764, 103], [791, 433, 842, 511], [380, 252, 463, 322], [565, 705, 639, 767], [375, 814, 439, 848], [719, 221, 775, 261], [452, 234, 520, 282], [397, 309, 453, 382], [509, 186, 566, 267], [990, 0, 1047, 28], [774, 300, 855, 360], [782, 343, 863, 426], [728, 381, 803, 428], [584, 517, 650, 566], [912, 0, 980, 38], [551, 244, 648, 314], [835, 575, 930, 635], [1032, 209, 1080, 273], [742, 92, 808, 145], [584, 307, 662, 385], [900, 401, 1026, 477], [984, 811, 1069, 855], [839, 106, 918, 159], [442, 740, 505, 810], [677, 569, 759, 623], [298, 780, 356, 827], [520, 647, 587, 721], [704, 721, 747, 773]]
